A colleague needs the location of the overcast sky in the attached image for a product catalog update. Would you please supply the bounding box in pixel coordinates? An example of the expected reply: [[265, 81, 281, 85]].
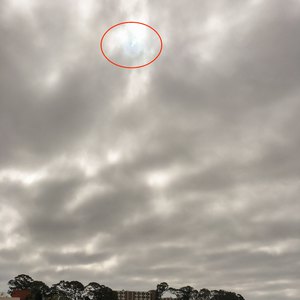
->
[[1, 0, 300, 299]]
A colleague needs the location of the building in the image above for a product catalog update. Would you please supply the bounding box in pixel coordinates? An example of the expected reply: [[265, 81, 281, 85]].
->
[[11, 290, 31, 300], [116, 290, 156, 300]]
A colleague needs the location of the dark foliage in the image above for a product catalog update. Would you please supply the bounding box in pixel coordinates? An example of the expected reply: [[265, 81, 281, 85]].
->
[[156, 282, 169, 300], [8, 274, 34, 295], [169, 285, 197, 300], [8, 275, 245, 300]]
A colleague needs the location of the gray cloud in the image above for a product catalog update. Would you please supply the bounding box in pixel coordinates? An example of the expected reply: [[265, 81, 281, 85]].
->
[[1, 1, 300, 300]]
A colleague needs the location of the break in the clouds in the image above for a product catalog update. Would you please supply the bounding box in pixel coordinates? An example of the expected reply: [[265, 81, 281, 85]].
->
[[101, 22, 162, 67], [0, 0, 300, 300]]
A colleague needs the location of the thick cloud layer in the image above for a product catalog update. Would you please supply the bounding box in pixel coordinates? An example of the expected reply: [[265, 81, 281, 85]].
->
[[1, 1, 300, 300]]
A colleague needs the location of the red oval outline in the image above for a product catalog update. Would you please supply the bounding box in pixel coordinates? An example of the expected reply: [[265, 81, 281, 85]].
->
[[100, 21, 163, 69]]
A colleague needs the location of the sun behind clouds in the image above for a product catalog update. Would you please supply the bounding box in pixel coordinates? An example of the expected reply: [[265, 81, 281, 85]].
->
[[101, 22, 162, 67]]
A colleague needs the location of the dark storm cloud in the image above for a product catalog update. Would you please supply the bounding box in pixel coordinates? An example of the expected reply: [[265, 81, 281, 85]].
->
[[1, 1, 300, 300]]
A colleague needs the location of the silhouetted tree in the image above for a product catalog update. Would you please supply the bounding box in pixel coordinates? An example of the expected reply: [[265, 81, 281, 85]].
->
[[169, 286, 196, 300], [69, 281, 84, 300], [156, 282, 169, 299], [29, 281, 49, 300], [8, 274, 34, 295], [49, 280, 84, 300], [48, 281, 71, 300], [210, 290, 245, 300], [82, 282, 101, 300], [82, 282, 117, 300], [197, 288, 211, 300], [8, 275, 246, 300], [47, 291, 70, 300]]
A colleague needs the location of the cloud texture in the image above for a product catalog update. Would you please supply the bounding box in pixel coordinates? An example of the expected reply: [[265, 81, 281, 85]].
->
[[0, 1, 300, 299]]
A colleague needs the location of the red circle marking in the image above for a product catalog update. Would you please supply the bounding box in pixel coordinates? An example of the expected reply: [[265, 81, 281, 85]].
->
[[100, 21, 163, 69]]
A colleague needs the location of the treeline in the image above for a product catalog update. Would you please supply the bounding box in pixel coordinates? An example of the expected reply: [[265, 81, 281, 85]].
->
[[156, 282, 245, 300], [7, 275, 245, 300], [8, 274, 117, 300]]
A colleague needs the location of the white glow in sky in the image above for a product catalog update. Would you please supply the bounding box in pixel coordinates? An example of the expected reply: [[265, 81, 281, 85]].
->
[[102, 23, 161, 67]]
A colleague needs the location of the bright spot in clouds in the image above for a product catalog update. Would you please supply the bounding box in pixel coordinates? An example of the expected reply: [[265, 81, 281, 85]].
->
[[107, 150, 122, 164], [101, 23, 161, 67], [0, 168, 47, 186], [147, 171, 170, 188]]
